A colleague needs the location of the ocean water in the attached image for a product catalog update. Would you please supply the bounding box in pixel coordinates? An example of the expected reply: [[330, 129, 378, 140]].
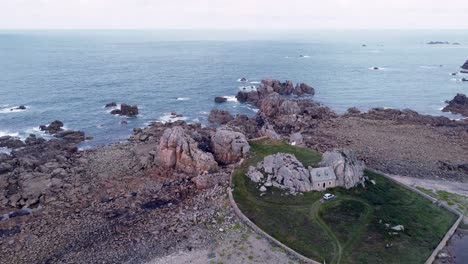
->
[[0, 30, 467, 148]]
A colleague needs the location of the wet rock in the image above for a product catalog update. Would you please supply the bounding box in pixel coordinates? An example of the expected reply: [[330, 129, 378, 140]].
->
[[10, 105, 26, 111], [461, 60, 468, 70], [208, 109, 234, 125], [0, 136, 25, 149], [110, 103, 139, 117], [40, 120, 64, 134], [105, 102, 117, 108], [211, 127, 250, 165], [293, 83, 315, 96], [442, 93, 468, 116], [214, 97, 227, 103], [55, 130, 85, 142], [0, 226, 20, 238]]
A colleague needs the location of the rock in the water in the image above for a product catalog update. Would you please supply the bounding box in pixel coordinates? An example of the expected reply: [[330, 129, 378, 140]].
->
[[105, 102, 117, 108], [293, 83, 315, 96], [10, 105, 26, 111], [208, 109, 234, 124], [427, 41, 450, 45], [211, 127, 249, 165], [239, 77, 248, 82], [110, 103, 139, 117], [461, 60, 468, 70], [214, 97, 227, 103], [40, 120, 64, 134], [54, 130, 85, 143], [442, 93, 468, 116], [159, 126, 218, 174], [319, 149, 365, 189]]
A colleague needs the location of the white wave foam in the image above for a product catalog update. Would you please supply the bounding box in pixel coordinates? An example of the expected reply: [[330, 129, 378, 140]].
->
[[223, 96, 238, 102], [369, 67, 386, 70], [176, 97, 190, 101], [250, 81, 261, 84], [0, 147, 11, 155], [0, 106, 28, 114], [419, 66, 439, 69], [159, 113, 188, 123], [237, 78, 248, 82], [239, 85, 257, 91], [0, 131, 19, 138], [300, 55, 310, 58], [200, 111, 209, 115]]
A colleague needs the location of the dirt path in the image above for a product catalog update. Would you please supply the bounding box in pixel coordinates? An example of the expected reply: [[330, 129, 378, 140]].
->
[[387, 174, 468, 197]]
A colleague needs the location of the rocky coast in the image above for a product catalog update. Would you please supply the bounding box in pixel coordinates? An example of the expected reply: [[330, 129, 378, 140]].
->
[[1, 79, 467, 263]]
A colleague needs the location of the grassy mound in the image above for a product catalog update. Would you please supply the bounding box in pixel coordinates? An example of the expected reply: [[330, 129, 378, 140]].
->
[[232, 139, 458, 264]]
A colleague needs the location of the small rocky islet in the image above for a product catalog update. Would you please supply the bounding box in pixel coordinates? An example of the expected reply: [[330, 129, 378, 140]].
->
[[0, 78, 467, 263]]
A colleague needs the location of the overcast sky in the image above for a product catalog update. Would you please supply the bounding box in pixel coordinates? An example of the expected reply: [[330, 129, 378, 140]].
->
[[1, 0, 468, 29]]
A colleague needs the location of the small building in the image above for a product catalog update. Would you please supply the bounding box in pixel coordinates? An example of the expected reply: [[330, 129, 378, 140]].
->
[[310, 167, 337, 191]]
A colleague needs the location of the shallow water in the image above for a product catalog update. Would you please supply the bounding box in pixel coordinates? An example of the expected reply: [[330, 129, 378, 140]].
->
[[0, 30, 467, 148]]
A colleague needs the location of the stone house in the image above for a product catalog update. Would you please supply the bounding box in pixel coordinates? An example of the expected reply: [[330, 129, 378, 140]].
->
[[309, 167, 337, 191]]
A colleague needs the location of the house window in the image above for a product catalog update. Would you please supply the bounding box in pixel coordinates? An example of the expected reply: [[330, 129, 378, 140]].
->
[[329, 182, 331, 185], [323, 183, 325, 188]]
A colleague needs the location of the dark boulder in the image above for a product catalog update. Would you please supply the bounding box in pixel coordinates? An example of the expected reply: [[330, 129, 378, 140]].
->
[[208, 109, 234, 125], [0, 136, 25, 149], [105, 102, 117, 108], [239, 77, 248, 82], [10, 105, 26, 111], [25, 134, 46, 146], [461, 60, 468, 70], [293, 83, 315, 96], [110, 104, 139, 117], [55, 130, 85, 143], [40, 120, 64, 134], [214, 97, 227, 103], [442, 93, 468, 116]]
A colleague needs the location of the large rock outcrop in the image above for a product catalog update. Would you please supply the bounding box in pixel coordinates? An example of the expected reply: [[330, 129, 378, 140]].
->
[[208, 109, 234, 124], [159, 126, 218, 174], [247, 153, 314, 193], [442, 93, 468, 116], [319, 149, 365, 189], [211, 127, 250, 165]]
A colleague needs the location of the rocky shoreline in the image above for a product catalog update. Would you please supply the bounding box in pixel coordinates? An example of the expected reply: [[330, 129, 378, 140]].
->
[[1, 79, 467, 263]]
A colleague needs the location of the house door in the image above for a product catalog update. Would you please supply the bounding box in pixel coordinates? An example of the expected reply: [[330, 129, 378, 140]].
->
[[323, 183, 325, 188]]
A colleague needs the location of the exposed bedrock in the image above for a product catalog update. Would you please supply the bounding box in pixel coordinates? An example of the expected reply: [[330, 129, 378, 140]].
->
[[159, 126, 218, 174], [443, 93, 468, 116]]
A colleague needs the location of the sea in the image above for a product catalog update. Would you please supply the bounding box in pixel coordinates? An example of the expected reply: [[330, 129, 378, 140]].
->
[[0, 30, 467, 149]]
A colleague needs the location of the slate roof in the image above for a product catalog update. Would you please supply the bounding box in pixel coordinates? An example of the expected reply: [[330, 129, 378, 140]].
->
[[310, 167, 336, 182]]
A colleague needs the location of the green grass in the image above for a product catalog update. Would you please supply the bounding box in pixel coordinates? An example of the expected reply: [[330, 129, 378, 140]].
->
[[416, 186, 468, 217], [232, 139, 458, 264]]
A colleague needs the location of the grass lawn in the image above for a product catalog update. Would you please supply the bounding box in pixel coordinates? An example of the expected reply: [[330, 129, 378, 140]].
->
[[232, 139, 458, 264], [416, 186, 468, 217]]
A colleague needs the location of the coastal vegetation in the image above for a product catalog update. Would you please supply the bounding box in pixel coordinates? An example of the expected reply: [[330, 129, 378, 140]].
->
[[232, 139, 458, 263]]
